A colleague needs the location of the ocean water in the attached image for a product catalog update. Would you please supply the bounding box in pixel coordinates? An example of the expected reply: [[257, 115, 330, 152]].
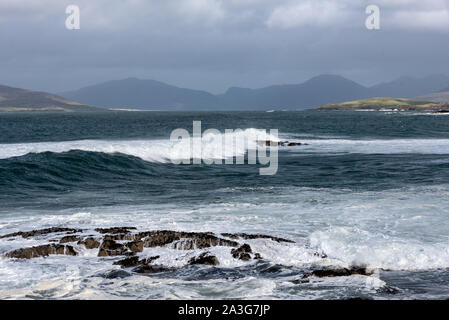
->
[[1, 110, 449, 300]]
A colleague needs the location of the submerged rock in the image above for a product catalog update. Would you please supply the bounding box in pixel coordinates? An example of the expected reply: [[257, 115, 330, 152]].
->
[[188, 252, 219, 266], [5, 244, 77, 259], [132, 264, 173, 274]]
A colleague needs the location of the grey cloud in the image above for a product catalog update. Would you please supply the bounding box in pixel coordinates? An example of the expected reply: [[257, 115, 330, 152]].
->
[[0, 0, 449, 93]]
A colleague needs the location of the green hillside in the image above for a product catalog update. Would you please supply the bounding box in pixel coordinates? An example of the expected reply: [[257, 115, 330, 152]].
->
[[316, 97, 445, 111]]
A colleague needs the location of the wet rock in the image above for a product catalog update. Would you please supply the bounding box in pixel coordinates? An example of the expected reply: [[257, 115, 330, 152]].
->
[[257, 140, 307, 147], [308, 267, 372, 278], [59, 235, 81, 243], [0, 227, 82, 239], [231, 244, 252, 261], [171, 236, 239, 250], [113, 255, 160, 268], [113, 256, 140, 267], [5, 244, 77, 259], [78, 237, 100, 249], [98, 239, 130, 257], [221, 232, 294, 243], [313, 252, 328, 258], [94, 227, 136, 234], [254, 253, 263, 260], [132, 264, 173, 274], [125, 240, 144, 253], [103, 234, 135, 241], [188, 252, 219, 266], [141, 255, 161, 265], [137, 230, 238, 249]]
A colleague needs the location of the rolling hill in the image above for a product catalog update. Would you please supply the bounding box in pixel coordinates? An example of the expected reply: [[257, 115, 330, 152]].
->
[[61, 78, 220, 110], [0, 85, 102, 112]]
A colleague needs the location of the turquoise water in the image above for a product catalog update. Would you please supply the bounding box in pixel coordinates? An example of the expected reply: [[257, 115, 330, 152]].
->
[[1, 110, 449, 299]]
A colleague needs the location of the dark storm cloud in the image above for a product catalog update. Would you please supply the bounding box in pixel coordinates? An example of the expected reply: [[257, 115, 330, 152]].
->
[[1, 0, 449, 93]]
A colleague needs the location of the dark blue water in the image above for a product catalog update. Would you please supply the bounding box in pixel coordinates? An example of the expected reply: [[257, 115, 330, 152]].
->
[[1, 110, 449, 299]]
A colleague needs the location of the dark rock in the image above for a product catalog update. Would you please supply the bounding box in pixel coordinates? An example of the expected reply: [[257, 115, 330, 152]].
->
[[113, 255, 160, 268], [5, 244, 77, 259], [98, 239, 129, 257], [78, 237, 100, 249], [254, 253, 263, 259], [188, 252, 219, 266], [59, 235, 81, 243], [94, 227, 136, 234], [309, 267, 372, 278], [125, 240, 144, 253], [136, 230, 238, 249], [132, 264, 173, 274], [113, 256, 140, 267], [103, 234, 134, 241], [0, 227, 82, 239], [231, 244, 252, 261], [221, 232, 294, 243], [141, 255, 160, 265], [313, 252, 328, 258], [257, 140, 307, 147], [171, 237, 238, 250]]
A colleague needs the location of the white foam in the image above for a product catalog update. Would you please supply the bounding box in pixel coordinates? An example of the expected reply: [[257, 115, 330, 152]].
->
[[298, 138, 449, 154], [0, 128, 278, 162], [309, 226, 449, 270]]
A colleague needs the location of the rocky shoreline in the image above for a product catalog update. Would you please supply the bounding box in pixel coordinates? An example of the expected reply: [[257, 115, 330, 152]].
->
[[0, 226, 370, 279]]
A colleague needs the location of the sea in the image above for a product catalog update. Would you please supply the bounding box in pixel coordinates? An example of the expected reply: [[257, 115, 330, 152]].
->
[[1, 110, 449, 300]]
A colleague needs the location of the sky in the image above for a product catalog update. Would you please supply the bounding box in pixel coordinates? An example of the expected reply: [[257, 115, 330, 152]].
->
[[1, 0, 449, 94]]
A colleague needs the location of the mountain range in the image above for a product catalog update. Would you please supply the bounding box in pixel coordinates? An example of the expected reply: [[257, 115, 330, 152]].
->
[[60, 74, 449, 110], [2, 74, 449, 112]]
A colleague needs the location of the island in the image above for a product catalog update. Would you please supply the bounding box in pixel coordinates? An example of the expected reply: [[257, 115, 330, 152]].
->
[[316, 97, 449, 112]]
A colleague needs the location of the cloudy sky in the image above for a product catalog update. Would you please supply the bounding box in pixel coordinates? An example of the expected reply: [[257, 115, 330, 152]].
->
[[1, 0, 449, 93]]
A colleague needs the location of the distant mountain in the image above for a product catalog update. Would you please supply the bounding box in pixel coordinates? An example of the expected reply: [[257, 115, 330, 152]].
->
[[59, 74, 449, 111], [0, 84, 102, 112], [219, 75, 370, 109], [370, 74, 449, 98], [416, 90, 449, 104], [61, 78, 219, 110]]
